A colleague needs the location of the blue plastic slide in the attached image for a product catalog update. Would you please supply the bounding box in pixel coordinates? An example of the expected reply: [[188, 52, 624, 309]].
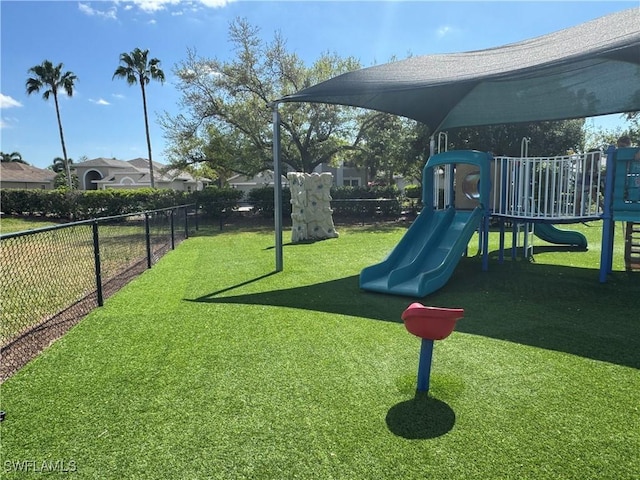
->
[[534, 223, 587, 249], [359, 206, 483, 297]]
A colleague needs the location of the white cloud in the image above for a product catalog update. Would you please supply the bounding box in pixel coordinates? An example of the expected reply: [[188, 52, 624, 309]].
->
[[0, 116, 18, 129], [129, 0, 180, 13], [90, 98, 111, 106], [199, 0, 235, 7], [0, 93, 22, 109], [148, 18, 157, 25], [127, 0, 235, 13], [112, 93, 126, 100], [78, 2, 118, 20], [177, 65, 221, 81], [436, 25, 453, 38]]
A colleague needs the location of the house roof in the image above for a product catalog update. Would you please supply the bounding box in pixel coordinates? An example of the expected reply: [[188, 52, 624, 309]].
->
[[0, 162, 56, 183], [278, 8, 640, 131], [127, 158, 165, 171], [76, 157, 134, 168]]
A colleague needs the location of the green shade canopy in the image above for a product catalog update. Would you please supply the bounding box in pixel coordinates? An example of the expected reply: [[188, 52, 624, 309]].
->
[[278, 8, 640, 131]]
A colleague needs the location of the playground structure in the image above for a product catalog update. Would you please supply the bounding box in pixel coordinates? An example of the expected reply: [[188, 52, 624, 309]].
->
[[271, 8, 640, 280], [360, 143, 640, 298]]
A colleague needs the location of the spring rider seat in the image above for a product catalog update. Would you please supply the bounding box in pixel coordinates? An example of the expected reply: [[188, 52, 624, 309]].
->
[[401, 303, 464, 393]]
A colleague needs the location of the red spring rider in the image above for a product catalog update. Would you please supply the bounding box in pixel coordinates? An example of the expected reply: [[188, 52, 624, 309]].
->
[[401, 303, 464, 393]]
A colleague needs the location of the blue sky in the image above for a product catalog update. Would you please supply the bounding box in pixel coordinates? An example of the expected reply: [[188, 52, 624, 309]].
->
[[1, 0, 637, 169]]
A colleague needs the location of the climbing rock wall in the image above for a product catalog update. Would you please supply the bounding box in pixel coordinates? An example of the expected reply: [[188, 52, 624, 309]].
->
[[288, 172, 339, 242]]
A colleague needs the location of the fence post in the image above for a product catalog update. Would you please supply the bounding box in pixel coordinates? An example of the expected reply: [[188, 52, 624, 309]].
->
[[92, 221, 104, 307], [145, 212, 152, 269], [170, 209, 175, 250], [184, 206, 189, 239]]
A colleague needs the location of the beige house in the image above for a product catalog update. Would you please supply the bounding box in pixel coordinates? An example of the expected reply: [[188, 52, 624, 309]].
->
[[228, 163, 368, 194], [314, 162, 367, 187], [74, 157, 205, 191], [227, 170, 289, 196], [0, 163, 56, 190]]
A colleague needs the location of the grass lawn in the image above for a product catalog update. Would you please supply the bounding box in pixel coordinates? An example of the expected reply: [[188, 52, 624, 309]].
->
[[0, 216, 58, 235], [0, 221, 638, 479]]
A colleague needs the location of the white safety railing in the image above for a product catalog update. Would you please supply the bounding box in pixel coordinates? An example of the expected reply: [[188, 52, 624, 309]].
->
[[491, 152, 603, 220]]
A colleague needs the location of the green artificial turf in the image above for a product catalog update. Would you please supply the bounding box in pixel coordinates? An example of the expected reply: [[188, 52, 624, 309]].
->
[[1, 221, 638, 479]]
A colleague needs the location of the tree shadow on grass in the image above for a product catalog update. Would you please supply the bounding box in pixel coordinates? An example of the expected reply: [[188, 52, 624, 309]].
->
[[386, 393, 456, 439], [187, 258, 640, 369]]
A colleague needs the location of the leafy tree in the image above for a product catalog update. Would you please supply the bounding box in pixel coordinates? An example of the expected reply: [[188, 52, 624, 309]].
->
[[445, 120, 585, 156], [113, 48, 165, 188], [403, 122, 433, 184], [1, 151, 28, 164], [53, 171, 79, 190], [162, 18, 369, 179], [25, 60, 77, 188], [584, 115, 640, 150], [346, 112, 430, 185]]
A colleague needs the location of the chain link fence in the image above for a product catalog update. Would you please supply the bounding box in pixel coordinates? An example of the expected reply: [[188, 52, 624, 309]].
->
[[0, 205, 196, 382], [201, 198, 409, 231]]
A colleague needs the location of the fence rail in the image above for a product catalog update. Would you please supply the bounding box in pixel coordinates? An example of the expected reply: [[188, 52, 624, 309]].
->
[[0, 204, 196, 382]]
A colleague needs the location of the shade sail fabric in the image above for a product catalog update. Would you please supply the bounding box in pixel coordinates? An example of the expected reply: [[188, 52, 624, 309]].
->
[[277, 8, 640, 131]]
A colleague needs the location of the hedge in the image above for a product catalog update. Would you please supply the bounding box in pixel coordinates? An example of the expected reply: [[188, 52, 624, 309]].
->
[[247, 187, 292, 218], [193, 187, 244, 218], [246, 185, 402, 218], [1, 184, 407, 221], [330, 185, 401, 217], [0, 188, 193, 220]]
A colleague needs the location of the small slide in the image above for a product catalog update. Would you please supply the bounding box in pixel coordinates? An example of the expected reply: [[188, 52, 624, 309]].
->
[[359, 206, 483, 297], [534, 223, 587, 249]]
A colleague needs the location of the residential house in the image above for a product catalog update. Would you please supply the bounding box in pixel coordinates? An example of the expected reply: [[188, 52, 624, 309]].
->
[[227, 163, 416, 195], [314, 162, 367, 187], [227, 170, 289, 197], [74, 157, 206, 191], [0, 162, 56, 190], [227, 162, 368, 194]]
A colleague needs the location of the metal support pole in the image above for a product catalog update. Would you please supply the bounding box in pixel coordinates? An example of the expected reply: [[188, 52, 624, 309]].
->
[[272, 104, 283, 272], [417, 338, 434, 392], [499, 218, 505, 264], [482, 214, 490, 271], [600, 145, 617, 282]]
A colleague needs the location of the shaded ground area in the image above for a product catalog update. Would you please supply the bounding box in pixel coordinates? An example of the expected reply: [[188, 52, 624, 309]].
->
[[191, 255, 640, 370]]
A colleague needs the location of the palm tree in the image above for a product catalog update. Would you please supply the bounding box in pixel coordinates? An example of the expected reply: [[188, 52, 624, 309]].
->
[[26, 60, 77, 189], [50, 157, 78, 189], [113, 48, 165, 188], [51, 156, 73, 173], [1, 151, 27, 164]]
